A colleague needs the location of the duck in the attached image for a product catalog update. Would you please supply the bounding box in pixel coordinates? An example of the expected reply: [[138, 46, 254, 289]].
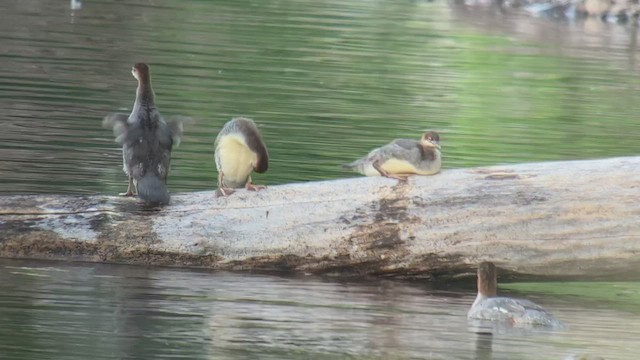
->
[[467, 262, 565, 328], [103, 63, 184, 205], [342, 131, 441, 181], [214, 117, 268, 196]]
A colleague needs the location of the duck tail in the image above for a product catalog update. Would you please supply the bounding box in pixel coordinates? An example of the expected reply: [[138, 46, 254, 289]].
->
[[341, 161, 356, 170], [137, 173, 170, 205], [341, 159, 364, 171]]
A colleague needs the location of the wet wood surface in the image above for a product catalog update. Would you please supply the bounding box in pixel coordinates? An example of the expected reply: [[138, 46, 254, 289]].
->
[[1, 156, 639, 280]]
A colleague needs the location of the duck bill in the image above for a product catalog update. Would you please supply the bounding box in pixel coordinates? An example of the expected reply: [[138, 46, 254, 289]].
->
[[425, 140, 441, 150]]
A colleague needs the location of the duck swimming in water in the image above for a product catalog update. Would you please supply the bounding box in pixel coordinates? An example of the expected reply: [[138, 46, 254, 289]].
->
[[103, 63, 184, 205], [342, 131, 441, 181], [214, 117, 269, 196], [468, 262, 565, 328]]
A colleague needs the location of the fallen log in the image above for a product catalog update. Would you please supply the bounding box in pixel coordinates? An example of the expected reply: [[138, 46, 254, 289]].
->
[[1, 156, 639, 280]]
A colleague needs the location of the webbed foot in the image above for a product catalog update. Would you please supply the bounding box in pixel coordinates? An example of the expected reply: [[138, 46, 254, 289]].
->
[[216, 188, 235, 197], [120, 177, 137, 196], [245, 183, 266, 192]]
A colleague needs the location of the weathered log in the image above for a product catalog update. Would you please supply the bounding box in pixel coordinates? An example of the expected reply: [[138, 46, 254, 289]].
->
[[1, 156, 639, 280]]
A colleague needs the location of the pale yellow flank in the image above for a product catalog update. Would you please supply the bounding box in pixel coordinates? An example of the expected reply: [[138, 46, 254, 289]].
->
[[382, 158, 440, 175], [216, 134, 257, 185], [362, 157, 441, 177]]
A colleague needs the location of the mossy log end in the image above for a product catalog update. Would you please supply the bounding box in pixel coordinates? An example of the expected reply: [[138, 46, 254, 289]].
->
[[1, 156, 639, 280]]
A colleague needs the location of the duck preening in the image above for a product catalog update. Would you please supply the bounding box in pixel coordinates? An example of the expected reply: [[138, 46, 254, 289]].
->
[[214, 117, 269, 196], [342, 131, 441, 181], [467, 262, 565, 328], [103, 63, 185, 206]]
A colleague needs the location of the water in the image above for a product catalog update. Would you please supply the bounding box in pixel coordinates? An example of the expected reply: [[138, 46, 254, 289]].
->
[[1, 0, 639, 195], [0, 259, 638, 360], [1, 1, 639, 358]]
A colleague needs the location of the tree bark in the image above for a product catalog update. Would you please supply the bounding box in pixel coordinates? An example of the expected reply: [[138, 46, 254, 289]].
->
[[1, 156, 639, 280]]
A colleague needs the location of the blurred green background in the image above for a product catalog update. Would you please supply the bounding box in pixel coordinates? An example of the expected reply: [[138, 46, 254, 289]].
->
[[0, 0, 638, 196]]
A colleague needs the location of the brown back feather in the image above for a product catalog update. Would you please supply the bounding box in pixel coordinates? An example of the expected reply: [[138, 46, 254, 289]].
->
[[235, 117, 269, 173]]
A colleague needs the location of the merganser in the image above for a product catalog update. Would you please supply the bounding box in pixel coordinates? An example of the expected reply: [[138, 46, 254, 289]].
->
[[342, 131, 441, 181], [103, 63, 184, 205], [214, 117, 268, 196], [468, 262, 565, 328]]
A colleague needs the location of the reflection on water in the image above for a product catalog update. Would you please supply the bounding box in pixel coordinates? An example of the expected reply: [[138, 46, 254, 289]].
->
[[0, 259, 636, 360], [0, 0, 639, 195]]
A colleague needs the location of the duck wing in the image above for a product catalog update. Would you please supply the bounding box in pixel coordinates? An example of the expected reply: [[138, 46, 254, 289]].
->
[[237, 119, 268, 173], [469, 297, 563, 327], [369, 138, 422, 163], [512, 298, 548, 313], [102, 113, 130, 144], [476, 297, 549, 318], [166, 115, 192, 147], [115, 111, 174, 182], [154, 116, 177, 181]]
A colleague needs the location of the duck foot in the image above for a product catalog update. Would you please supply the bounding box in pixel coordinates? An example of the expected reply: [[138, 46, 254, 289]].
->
[[216, 188, 235, 197], [119, 177, 137, 196], [245, 183, 266, 192]]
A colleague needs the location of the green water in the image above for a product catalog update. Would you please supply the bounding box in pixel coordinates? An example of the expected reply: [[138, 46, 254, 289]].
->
[[2, 259, 640, 360], [0, 0, 638, 195], [502, 281, 640, 314]]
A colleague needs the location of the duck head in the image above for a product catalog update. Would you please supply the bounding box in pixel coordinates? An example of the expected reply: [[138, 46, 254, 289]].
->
[[420, 131, 441, 149], [132, 62, 151, 84]]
